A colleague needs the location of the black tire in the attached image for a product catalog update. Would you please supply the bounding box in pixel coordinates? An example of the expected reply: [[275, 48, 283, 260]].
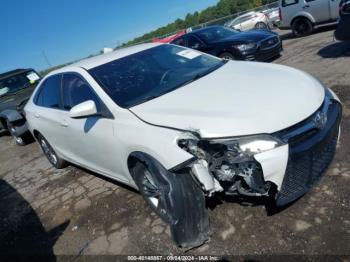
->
[[131, 160, 209, 248], [37, 134, 68, 169], [292, 17, 313, 36], [6, 120, 28, 146], [255, 22, 268, 29], [219, 52, 235, 60], [132, 162, 169, 221]]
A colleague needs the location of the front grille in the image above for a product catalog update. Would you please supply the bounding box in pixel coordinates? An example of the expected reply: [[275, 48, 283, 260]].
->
[[260, 36, 280, 50], [275, 101, 341, 206]]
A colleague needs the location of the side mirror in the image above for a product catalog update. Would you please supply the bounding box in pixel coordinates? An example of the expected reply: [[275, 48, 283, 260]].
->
[[70, 100, 98, 118]]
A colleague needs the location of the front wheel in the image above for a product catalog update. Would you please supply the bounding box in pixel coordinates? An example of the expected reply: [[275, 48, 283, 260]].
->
[[37, 134, 68, 169], [131, 161, 209, 248]]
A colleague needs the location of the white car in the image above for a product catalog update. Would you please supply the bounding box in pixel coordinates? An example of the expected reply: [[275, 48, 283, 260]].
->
[[25, 43, 342, 247], [225, 11, 270, 31], [263, 8, 281, 27], [279, 0, 340, 36]]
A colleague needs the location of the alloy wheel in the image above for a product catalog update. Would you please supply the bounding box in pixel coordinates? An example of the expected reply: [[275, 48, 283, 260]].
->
[[40, 138, 58, 165], [141, 170, 161, 208]]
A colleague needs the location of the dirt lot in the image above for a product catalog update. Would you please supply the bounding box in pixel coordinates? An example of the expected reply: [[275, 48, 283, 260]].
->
[[1, 28, 350, 260]]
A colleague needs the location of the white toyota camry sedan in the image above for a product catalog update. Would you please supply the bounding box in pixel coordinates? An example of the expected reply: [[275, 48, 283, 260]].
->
[[24, 43, 342, 247]]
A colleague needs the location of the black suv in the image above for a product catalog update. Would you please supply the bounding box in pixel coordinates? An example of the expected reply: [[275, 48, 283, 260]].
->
[[0, 68, 41, 145]]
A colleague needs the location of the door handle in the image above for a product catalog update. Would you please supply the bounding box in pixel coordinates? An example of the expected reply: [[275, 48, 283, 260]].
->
[[61, 122, 68, 128], [303, 5, 310, 9], [34, 113, 40, 118]]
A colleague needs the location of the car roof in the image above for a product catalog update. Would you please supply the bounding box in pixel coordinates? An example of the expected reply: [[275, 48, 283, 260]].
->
[[49, 43, 162, 75], [0, 68, 34, 80], [191, 25, 224, 34], [238, 11, 258, 18]]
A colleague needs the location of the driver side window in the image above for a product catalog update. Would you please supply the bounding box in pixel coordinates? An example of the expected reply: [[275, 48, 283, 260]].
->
[[186, 35, 202, 49], [62, 73, 100, 111]]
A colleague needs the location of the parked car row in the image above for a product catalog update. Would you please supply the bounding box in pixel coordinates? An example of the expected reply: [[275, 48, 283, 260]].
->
[[223, 0, 342, 37]]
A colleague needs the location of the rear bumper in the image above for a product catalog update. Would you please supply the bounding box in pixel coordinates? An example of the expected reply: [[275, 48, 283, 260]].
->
[[275, 100, 342, 206]]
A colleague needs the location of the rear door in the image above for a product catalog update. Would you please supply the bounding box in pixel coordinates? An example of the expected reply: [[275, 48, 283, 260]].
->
[[305, 0, 331, 22], [32, 74, 67, 154], [60, 73, 122, 180]]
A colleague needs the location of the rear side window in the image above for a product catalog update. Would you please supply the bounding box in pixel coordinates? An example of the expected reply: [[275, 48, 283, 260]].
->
[[172, 37, 186, 47], [282, 0, 299, 7], [62, 73, 100, 110], [35, 75, 61, 108]]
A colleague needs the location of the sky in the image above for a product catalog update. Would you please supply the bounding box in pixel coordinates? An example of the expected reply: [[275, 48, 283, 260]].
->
[[1, 0, 218, 73]]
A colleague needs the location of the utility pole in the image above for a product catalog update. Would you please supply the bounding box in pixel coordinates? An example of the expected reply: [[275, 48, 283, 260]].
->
[[42, 50, 52, 68]]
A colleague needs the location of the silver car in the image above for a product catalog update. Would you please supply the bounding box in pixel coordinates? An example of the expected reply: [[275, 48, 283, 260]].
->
[[279, 0, 340, 36], [225, 11, 270, 31]]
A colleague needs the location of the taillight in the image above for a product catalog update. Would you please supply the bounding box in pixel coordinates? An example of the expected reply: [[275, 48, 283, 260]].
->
[[279, 7, 282, 21]]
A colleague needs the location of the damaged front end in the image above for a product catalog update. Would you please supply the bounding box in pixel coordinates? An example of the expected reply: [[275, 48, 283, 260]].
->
[[174, 134, 286, 199]]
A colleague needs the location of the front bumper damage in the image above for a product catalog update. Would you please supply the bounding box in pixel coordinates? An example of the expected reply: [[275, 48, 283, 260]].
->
[[162, 89, 340, 248], [174, 92, 341, 207], [274, 98, 342, 205]]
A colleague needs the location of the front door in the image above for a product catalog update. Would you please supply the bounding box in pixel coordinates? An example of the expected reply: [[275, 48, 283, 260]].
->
[[305, 0, 331, 22], [60, 73, 124, 181]]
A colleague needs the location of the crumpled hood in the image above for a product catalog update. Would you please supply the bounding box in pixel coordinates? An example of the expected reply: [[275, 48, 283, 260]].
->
[[130, 61, 325, 138]]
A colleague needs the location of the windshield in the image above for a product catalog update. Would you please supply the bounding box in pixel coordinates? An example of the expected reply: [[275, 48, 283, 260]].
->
[[196, 27, 238, 43], [88, 44, 225, 108], [0, 71, 40, 97]]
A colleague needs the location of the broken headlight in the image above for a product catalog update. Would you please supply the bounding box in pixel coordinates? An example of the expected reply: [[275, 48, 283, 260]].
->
[[215, 134, 284, 156], [178, 134, 284, 161], [178, 134, 284, 196]]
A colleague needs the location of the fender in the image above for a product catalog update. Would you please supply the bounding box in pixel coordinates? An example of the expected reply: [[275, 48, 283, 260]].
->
[[128, 151, 210, 248], [0, 109, 24, 123], [291, 12, 316, 26]]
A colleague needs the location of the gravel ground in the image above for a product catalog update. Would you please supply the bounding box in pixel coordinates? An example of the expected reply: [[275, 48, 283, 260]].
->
[[0, 28, 349, 260]]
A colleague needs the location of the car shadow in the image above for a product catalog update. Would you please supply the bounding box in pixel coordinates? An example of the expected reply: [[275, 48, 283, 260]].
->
[[279, 25, 337, 40], [84, 116, 100, 133], [318, 41, 350, 58], [0, 179, 69, 260], [69, 163, 139, 194]]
